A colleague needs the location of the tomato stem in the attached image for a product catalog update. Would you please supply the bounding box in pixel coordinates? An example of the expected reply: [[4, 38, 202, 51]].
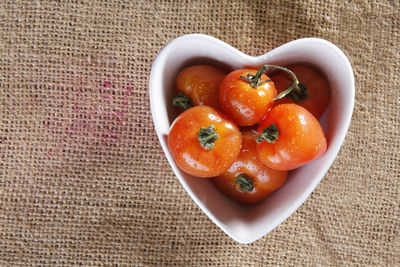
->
[[256, 123, 279, 143], [198, 125, 219, 149], [280, 72, 309, 102], [286, 82, 309, 102], [173, 92, 194, 110], [263, 65, 306, 101], [235, 175, 254, 192], [240, 65, 272, 88], [241, 64, 306, 101]]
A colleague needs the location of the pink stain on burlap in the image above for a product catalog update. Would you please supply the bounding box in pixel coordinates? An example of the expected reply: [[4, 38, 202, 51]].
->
[[43, 80, 136, 162]]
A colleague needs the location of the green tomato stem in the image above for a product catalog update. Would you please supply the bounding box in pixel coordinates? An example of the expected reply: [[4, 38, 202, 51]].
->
[[235, 175, 254, 192], [256, 123, 279, 143], [240, 65, 272, 88], [240, 64, 307, 102], [172, 92, 194, 110], [198, 125, 219, 150], [286, 82, 309, 102]]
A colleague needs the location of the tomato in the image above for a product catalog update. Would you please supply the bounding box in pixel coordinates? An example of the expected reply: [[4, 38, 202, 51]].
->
[[270, 64, 330, 119], [219, 68, 277, 126], [256, 104, 327, 171], [168, 105, 242, 177], [212, 130, 287, 204], [173, 64, 228, 110]]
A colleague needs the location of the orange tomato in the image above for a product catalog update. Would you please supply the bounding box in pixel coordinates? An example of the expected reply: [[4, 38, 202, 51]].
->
[[219, 68, 277, 126], [270, 64, 330, 119], [256, 104, 327, 171], [168, 105, 242, 177], [212, 130, 287, 204], [174, 64, 228, 110]]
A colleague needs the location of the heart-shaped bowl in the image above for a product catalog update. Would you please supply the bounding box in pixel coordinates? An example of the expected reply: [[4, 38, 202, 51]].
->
[[149, 34, 354, 244]]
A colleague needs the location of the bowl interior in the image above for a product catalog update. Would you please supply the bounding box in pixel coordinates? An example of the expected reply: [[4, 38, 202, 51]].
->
[[149, 34, 354, 244]]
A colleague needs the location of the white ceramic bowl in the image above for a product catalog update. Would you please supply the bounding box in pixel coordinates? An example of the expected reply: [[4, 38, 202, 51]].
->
[[149, 34, 354, 244]]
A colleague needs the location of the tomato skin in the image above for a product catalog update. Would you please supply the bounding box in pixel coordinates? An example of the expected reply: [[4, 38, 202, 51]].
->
[[219, 69, 277, 126], [270, 64, 330, 119], [175, 65, 228, 109], [168, 105, 242, 178], [212, 130, 287, 204], [256, 104, 327, 171]]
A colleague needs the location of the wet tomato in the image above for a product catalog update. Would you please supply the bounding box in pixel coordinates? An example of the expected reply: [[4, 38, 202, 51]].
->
[[212, 130, 287, 204], [168, 105, 242, 177], [256, 104, 327, 171], [270, 64, 330, 119], [173, 64, 228, 110], [219, 68, 277, 126]]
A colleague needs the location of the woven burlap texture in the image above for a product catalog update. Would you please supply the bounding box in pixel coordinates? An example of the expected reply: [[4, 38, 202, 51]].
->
[[1, 0, 399, 266]]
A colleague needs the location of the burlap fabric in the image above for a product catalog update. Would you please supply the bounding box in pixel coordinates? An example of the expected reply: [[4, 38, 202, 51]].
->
[[1, 0, 399, 266]]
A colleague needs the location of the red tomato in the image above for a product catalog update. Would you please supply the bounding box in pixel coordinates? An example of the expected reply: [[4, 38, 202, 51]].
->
[[256, 104, 327, 171], [168, 105, 242, 177], [212, 130, 287, 204], [173, 64, 228, 110], [270, 64, 330, 119], [219, 68, 277, 126]]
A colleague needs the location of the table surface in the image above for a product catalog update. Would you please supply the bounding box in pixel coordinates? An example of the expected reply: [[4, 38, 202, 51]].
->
[[1, 1, 399, 266]]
